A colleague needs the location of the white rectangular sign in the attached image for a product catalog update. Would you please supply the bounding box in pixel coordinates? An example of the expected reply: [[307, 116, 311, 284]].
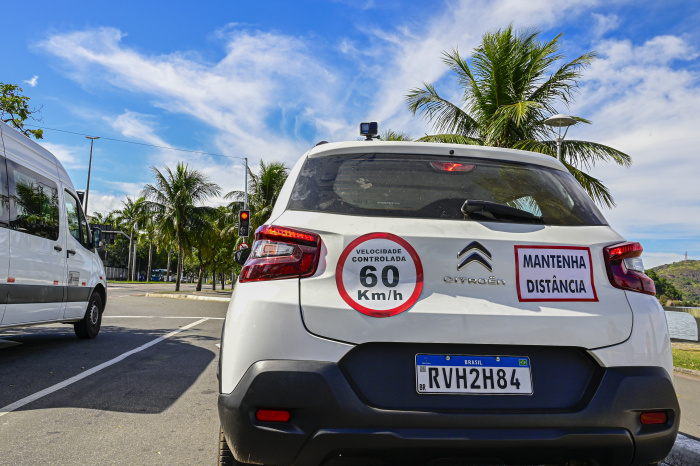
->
[[515, 246, 598, 302]]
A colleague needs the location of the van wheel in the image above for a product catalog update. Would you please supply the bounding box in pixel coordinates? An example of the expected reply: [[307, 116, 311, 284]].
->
[[74, 292, 103, 339]]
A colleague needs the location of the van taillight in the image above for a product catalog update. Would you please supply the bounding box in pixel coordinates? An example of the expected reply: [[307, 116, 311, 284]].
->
[[239, 225, 321, 282], [603, 242, 656, 295]]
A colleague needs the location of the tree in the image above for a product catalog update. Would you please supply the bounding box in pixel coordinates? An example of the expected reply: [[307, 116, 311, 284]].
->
[[380, 129, 413, 141], [142, 163, 221, 291], [406, 26, 631, 207], [225, 161, 288, 245], [646, 269, 683, 304], [115, 196, 147, 281], [0, 83, 43, 139]]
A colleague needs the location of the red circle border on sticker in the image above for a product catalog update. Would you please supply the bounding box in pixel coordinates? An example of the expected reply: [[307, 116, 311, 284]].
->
[[335, 232, 424, 318]]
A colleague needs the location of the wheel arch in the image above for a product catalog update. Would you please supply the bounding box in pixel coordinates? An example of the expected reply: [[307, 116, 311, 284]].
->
[[93, 283, 107, 310]]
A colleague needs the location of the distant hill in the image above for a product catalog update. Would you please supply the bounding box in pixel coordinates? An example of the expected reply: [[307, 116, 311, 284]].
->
[[652, 260, 700, 302]]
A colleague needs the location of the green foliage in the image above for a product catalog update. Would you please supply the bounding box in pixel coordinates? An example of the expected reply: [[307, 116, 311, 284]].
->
[[225, 160, 288, 246], [142, 162, 221, 290], [380, 129, 413, 141], [405, 25, 631, 207], [105, 235, 129, 268], [651, 260, 700, 304], [646, 269, 683, 304], [0, 83, 43, 139]]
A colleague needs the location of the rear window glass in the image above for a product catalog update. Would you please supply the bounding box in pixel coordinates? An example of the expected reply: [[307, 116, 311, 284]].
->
[[287, 153, 607, 226]]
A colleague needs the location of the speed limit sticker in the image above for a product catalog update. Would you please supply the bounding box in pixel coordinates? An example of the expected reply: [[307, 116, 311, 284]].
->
[[336, 232, 423, 318]]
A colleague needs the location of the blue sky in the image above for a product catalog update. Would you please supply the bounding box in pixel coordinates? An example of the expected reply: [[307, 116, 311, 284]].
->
[[3, 0, 699, 267]]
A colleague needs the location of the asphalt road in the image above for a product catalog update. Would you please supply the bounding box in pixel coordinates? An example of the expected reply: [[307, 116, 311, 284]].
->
[[0, 284, 227, 465], [0, 282, 698, 465]]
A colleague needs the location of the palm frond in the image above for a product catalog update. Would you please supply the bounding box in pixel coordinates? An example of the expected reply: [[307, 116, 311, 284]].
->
[[562, 161, 616, 208], [405, 83, 480, 137], [416, 134, 483, 145]]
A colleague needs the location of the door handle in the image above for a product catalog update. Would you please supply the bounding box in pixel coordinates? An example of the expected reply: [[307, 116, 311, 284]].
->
[[67, 249, 76, 256], [54, 245, 63, 252]]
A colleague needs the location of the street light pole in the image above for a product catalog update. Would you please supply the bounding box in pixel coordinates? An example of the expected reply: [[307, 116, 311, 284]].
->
[[84, 136, 100, 214], [543, 114, 577, 162]]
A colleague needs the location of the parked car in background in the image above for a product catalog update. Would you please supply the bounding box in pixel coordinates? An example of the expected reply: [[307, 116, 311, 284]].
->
[[0, 121, 107, 339], [218, 133, 678, 465]]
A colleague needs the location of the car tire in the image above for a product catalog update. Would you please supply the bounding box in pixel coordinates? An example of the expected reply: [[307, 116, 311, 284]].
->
[[219, 426, 238, 466], [74, 292, 103, 339]]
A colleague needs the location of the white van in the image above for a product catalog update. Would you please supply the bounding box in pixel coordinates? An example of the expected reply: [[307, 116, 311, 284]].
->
[[0, 121, 107, 339]]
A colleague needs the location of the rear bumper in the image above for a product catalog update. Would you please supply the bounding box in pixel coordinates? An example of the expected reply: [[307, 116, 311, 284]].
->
[[218, 361, 679, 466]]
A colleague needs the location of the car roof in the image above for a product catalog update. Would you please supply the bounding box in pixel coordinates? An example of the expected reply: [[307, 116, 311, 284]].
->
[[306, 141, 566, 172]]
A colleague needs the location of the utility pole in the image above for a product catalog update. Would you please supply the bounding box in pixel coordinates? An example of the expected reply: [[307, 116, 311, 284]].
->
[[244, 157, 248, 210], [84, 136, 100, 214]]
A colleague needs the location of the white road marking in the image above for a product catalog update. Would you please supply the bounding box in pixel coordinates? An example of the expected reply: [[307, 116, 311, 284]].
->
[[103, 316, 224, 320], [0, 318, 209, 417]]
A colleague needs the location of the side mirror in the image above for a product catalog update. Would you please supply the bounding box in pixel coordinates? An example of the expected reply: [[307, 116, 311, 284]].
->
[[91, 227, 104, 249], [234, 247, 251, 266]]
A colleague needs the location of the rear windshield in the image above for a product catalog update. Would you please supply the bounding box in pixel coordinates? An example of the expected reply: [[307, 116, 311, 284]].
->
[[287, 153, 607, 226]]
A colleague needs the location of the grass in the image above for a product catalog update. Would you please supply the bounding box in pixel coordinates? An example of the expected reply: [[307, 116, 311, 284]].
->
[[672, 348, 700, 372]]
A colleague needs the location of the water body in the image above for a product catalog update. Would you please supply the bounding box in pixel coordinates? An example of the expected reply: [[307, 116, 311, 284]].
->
[[665, 310, 699, 341]]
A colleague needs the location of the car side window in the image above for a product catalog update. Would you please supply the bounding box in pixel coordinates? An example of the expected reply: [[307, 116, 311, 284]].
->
[[64, 191, 91, 248], [0, 156, 9, 228], [7, 159, 60, 240]]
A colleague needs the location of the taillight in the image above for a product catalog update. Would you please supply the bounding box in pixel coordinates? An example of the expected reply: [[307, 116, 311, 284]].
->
[[603, 242, 656, 295], [640, 411, 667, 425], [239, 225, 321, 282], [430, 162, 476, 172]]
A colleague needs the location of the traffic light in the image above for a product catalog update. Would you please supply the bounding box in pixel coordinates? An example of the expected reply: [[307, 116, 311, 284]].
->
[[239, 210, 250, 237]]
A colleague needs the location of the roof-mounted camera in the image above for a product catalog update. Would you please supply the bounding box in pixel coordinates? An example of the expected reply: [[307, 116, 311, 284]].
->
[[360, 122, 379, 141]]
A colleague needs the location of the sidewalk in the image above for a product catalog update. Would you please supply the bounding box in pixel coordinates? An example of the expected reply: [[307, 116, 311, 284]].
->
[[145, 288, 232, 302]]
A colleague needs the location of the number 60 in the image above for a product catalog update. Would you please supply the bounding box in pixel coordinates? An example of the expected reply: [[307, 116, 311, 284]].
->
[[360, 265, 399, 288]]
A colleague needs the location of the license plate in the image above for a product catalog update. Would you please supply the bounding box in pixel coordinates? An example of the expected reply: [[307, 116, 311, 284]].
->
[[415, 354, 533, 395]]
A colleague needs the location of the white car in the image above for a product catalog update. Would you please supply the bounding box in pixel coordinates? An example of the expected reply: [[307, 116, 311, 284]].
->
[[218, 137, 678, 465], [0, 121, 107, 339]]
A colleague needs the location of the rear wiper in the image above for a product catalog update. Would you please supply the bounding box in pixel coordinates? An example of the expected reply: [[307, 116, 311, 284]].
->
[[461, 200, 543, 222]]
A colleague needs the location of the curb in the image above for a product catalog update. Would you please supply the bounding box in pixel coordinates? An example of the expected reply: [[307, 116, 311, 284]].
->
[[674, 366, 700, 377], [144, 293, 230, 303]]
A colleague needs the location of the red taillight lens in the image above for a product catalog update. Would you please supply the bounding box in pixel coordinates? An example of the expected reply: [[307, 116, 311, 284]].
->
[[430, 162, 476, 172], [640, 411, 667, 425], [239, 225, 321, 282], [603, 241, 656, 295], [256, 409, 290, 422]]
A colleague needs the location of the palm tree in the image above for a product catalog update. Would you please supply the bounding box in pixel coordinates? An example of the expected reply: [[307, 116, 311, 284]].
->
[[405, 25, 631, 207], [115, 196, 147, 281], [142, 163, 221, 291], [380, 129, 413, 141], [225, 161, 288, 244]]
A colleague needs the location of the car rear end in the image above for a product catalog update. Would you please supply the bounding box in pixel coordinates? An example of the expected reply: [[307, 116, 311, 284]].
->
[[218, 142, 678, 466]]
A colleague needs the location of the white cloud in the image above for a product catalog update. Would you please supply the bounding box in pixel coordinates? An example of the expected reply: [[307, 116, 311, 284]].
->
[[644, 252, 688, 270], [85, 192, 123, 218], [39, 27, 339, 168], [108, 111, 167, 146], [571, 35, 700, 239], [590, 13, 619, 37], [35, 1, 700, 257], [360, 0, 605, 137], [24, 75, 39, 87], [40, 142, 85, 169]]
